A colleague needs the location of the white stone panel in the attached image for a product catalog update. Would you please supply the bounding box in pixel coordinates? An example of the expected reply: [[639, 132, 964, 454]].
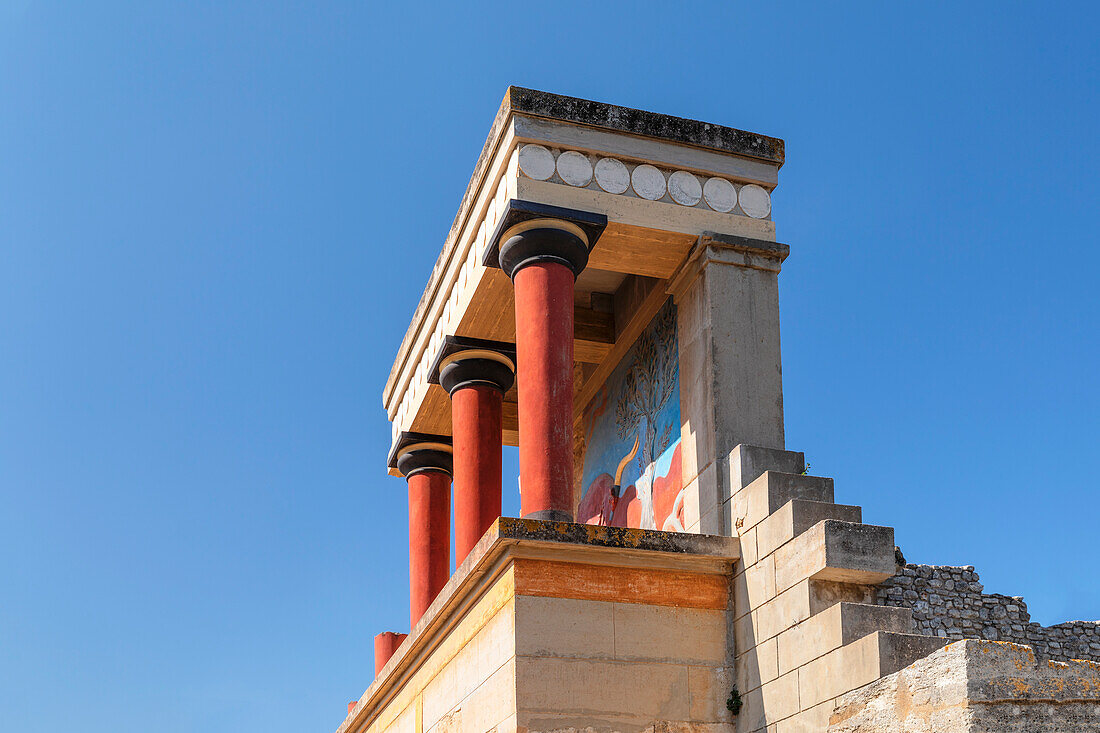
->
[[594, 157, 630, 194], [668, 170, 702, 206], [517, 144, 555, 180], [703, 177, 737, 212], [631, 164, 666, 200], [739, 184, 772, 218], [555, 150, 592, 187]]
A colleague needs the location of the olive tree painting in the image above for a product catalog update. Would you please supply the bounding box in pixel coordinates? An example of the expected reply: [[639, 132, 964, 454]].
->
[[577, 299, 683, 530]]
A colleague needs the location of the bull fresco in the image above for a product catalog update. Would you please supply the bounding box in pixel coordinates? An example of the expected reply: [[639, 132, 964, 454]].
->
[[577, 299, 683, 531]]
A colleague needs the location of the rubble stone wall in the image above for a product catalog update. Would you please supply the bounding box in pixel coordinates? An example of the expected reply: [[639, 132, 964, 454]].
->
[[875, 563, 1100, 663]]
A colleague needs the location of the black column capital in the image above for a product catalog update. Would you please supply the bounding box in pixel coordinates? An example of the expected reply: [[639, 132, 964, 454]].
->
[[481, 200, 607, 280], [388, 431, 453, 479], [428, 336, 516, 395]]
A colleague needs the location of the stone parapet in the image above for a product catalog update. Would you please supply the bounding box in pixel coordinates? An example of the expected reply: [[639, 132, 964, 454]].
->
[[338, 518, 740, 733]]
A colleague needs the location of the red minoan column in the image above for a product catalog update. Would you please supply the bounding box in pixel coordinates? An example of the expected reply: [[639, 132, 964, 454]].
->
[[392, 435, 453, 626], [373, 631, 408, 676], [434, 339, 516, 563], [495, 207, 604, 522], [513, 262, 575, 521]]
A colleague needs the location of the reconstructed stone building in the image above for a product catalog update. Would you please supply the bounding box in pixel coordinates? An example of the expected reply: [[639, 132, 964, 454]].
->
[[337, 88, 1100, 733]]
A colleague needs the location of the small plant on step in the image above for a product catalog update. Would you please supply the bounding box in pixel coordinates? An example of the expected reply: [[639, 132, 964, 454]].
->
[[801, 462, 811, 476], [727, 686, 743, 716]]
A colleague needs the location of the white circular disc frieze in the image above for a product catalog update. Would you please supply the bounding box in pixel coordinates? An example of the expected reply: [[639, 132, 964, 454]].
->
[[738, 184, 771, 218], [556, 151, 593, 187], [668, 170, 702, 206], [631, 164, 666, 201], [518, 144, 555, 181], [703, 177, 737, 212], [594, 157, 630, 194]]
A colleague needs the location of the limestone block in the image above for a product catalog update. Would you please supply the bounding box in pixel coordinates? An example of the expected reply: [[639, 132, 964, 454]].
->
[[773, 520, 895, 594], [743, 555, 777, 612], [688, 664, 736, 723], [774, 698, 836, 733], [751, 581, 814, 644], [425, 657, 516, 733], [776, 602, 914, 675], [515, 656, 690, 719], [756, 500, 862, 561], [736, 635, 778, 693], [734, 603, 762, 652], [475, 599, 516, 680], [796, 631, 947, 710], [514, 595, 613, 660], [384, 702, 417, 733], [613, 602, 728, 664], [760, 670, 801, 722], [730, 445, 806, 492], [732, 472, 834, 533], [740, 525, 760, 568], [735, 685, 767, 733], [421, 647, 459, 729]]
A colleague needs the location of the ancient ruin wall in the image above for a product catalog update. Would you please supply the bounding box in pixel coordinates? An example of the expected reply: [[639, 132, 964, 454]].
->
[[876, 563, 1100, 663]]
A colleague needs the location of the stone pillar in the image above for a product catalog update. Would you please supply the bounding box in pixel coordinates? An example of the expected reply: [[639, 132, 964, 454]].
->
[[488, 201, 606, 523], [668, 232, 790, 534], [373, 631, 408, 676], [392, 435, 453, 625], [432, 338, 516, 564]]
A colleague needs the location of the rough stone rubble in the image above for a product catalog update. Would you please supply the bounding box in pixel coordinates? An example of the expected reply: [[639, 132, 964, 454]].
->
[[876, 562, 1100, 663]]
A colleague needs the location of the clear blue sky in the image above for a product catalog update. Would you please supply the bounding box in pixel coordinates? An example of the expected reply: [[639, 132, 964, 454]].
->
[[1, 2, 1097, 731]]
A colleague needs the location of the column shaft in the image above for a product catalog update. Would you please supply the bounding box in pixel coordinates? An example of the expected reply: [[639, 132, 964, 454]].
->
[[452, 384, 503, 562], [514, 261, 575, 522], [373, 631, 408, 676], [407, 470, 450, 625]]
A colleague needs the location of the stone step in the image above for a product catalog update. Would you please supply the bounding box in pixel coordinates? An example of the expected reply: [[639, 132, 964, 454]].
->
[[735, 578, 880, 647], [776, 602, 914, 675], [732, 471, 834, 532], [730, 444, 806, 491], [756, 499, 863, 560], [774, 519, 895, 594], [796, 630, 948, 710]]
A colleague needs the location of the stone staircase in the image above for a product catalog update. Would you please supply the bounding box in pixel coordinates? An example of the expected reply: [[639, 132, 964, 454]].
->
[[728, 445, 946, 732]]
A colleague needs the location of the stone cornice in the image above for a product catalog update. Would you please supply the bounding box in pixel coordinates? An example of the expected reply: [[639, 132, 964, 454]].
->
[[669, 231, 791, 302], [506, 86, 785, 166]]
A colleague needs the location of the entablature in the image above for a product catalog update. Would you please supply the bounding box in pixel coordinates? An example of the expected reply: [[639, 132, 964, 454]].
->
[[382, 87, 786, 473]]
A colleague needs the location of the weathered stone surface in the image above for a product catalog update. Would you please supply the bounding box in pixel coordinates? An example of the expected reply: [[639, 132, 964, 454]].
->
[[773, 520, 894, 593], [506, 86, 786, 164], [756, 499, 862, 560], [729, 444, 805, 493], [776, 602, 914, 675], [732, 472, 834, 533], [797, 631, 946, 710], [827, 639, 1100, 732]]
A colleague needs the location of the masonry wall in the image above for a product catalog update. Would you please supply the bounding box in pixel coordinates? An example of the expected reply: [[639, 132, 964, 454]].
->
[[876, 563, 1100, 663]]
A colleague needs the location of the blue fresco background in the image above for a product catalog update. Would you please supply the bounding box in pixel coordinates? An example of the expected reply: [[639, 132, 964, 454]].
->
[[580, 299, 681, 499]]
